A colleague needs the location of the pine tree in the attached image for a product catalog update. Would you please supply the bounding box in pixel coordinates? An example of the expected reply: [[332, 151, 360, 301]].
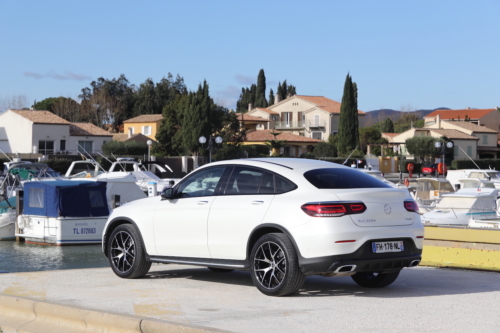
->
[[268, 89, 275, 106], [337, 74, 359, 155], [254, 69, 268, 108]]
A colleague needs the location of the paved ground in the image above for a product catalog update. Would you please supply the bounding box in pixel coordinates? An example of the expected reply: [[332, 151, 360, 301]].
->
[[1, 264, 499, 333]]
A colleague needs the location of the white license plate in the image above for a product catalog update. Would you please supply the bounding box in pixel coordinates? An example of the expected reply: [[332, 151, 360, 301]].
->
[[372, 241, 404, 253]]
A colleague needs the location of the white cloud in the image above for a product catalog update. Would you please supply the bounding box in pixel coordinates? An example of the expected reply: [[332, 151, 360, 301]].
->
[[24, 70, 91, 81]]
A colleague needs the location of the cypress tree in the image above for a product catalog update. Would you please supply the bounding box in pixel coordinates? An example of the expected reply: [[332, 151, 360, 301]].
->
[[254, 69, 268, 108], [337, 73, 359, 155], [268, 89, 275, 106], [381, 118, 394, 133]]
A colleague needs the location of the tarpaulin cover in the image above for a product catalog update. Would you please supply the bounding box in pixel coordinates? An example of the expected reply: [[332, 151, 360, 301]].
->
[[23, 180, 109, 217]]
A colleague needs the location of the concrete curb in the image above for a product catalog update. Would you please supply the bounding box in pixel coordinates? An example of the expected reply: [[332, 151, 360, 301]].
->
[[0, 294, 229, 333]]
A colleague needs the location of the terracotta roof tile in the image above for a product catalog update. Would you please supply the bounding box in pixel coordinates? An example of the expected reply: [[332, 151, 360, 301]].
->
[[112, 133, 153, 143], [382, 132, 399, 137], [295, 95, 366, 114], [236, 114, 269, 122], [442, 120, 497, 133], [123, 114, 163, 123], [420, 128, 479, 140], [252, 108, 279, 115], [426, 108, 495, 120], [245, 130, 322, 143], [10, 110, 70, 124], [70, 123, 112, 136]]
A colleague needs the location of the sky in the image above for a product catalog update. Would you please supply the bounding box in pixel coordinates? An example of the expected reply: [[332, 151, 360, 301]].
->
[[1, 0, 499, 113]]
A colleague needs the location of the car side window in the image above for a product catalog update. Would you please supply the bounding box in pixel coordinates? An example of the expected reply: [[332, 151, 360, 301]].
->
[[275, 174, 297, 194], [258, 172, 275, 194], [177, 167, 226, 198], [224, 166, 266, 195]]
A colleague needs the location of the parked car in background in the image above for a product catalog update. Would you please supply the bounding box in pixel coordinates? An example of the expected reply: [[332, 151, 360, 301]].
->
[[102, 158, 424, 296], [422, 163, 439, 175]]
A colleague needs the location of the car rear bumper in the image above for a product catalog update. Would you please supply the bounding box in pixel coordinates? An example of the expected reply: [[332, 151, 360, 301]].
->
[[298, 237, 422, 276]]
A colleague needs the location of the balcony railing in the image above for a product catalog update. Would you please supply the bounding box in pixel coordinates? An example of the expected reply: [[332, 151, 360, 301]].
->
[[306, 119, 326, 128], [274, 121, 305, 129]]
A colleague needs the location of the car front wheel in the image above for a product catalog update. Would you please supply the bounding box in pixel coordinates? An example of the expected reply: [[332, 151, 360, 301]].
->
[[250, 233, 305, 296], [351, 271, 400, 288], [108, 224, 151, 279]]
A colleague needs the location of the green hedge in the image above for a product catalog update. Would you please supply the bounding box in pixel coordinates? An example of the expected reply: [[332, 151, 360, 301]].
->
[[451, 159, 500, 170], [102, 141, 148, 156], [46, 159, 75, 174]]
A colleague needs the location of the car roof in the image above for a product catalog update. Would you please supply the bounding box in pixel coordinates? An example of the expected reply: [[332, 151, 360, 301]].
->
[[204, 158, 347, 171]]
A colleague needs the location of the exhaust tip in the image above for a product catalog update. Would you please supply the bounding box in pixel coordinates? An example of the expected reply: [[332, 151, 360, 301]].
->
[[410, 260, 420, 267], [334, 265, 357, 273]]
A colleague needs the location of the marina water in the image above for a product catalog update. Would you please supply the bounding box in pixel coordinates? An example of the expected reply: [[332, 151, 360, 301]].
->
[[0, 241, 109, 273]]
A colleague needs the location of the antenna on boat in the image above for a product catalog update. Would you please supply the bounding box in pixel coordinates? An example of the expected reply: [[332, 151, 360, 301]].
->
[[458, 146, 481, 169], [110, 153, 126, 172], [96, 152, 114, 166], [343, 146, 359, 165], [0, 149, 12, 162], [77, 144, 107, 173]]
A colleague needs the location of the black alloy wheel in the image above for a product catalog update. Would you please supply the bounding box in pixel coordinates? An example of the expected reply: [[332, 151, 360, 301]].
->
[[108, 224, 151, 279], [250, 233, 305, 296]]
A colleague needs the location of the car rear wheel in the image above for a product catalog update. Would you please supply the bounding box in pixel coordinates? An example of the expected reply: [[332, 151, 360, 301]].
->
[[108, 224, 151, 279], [207, 267, 234, 273], [250, 233, 305, 296], [351, 271, 400, 288]]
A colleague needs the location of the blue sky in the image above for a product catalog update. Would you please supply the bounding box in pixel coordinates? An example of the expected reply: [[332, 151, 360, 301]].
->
[[1, 0, 499, 112]]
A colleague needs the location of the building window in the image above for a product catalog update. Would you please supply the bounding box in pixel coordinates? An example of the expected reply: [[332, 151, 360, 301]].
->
[[314, 115, 320, 127], [312, 132, 322, 140], [454, 146, 459, 156], [142, 126, 152, 135], [467, 146, 472, 156], [38, 141, 54, 155], [483, 135, 488, 144], [78, 141, 93, 154], [60, 140, 66, 152], [130, 127, 135, 134]]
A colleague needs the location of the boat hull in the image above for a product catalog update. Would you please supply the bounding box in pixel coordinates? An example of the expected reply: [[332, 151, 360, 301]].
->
[[16, 216, 106, 245]]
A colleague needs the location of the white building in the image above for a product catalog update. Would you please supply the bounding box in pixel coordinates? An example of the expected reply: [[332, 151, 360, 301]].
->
[[246, 95, 366, 141], [0, 110, 112, 154]]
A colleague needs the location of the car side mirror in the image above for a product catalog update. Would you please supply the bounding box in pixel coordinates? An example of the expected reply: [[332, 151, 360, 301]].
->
[[161, 187, 175, 200]]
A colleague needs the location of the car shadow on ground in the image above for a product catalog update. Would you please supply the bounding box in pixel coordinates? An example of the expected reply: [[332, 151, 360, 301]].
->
[[143, 265, 500, 298]]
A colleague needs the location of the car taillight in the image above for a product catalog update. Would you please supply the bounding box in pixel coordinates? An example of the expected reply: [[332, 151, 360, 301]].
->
[[404, 200, 418, 213], [301, 202, 367, 217]]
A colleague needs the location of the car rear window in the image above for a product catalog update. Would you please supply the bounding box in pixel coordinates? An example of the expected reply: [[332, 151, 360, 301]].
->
[[304, 168, 393, 189]]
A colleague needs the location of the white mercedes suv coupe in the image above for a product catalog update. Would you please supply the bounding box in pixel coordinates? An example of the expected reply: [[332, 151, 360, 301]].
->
[[102, 158, 423, 296]]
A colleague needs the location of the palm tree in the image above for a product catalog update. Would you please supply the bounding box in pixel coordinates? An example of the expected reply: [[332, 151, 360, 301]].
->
[[265, 132, 287, 156]]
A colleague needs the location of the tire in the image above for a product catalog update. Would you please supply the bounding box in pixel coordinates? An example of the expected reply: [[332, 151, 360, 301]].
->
[[250, 233, 305, 297], [351, 271, 400, 288], [207, 267, 234, 273], [108, 224, 151, 279]]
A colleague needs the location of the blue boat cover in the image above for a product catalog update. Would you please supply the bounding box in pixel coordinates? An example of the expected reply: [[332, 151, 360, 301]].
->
[[23, 180, 109, 218]]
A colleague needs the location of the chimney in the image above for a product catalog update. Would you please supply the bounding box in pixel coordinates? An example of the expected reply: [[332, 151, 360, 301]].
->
[[248, 103, 253, 111], [436, 114, 441, 128], [275, 94, 280, 104], [128, 127, 133, 139]]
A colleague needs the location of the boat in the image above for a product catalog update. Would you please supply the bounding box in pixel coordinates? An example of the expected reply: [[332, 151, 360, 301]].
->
[[447, 169, 500, 189], [0, 196, 16, 240], [411, 178, 455, 213], [16, 180, 112, 245], [421, 187, 498, 225], [108, 158, 179, 193]]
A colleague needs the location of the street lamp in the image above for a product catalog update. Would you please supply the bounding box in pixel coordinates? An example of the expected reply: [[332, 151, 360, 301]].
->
[[434, 140, 453, 178], [147, 140, 153, 162], [199, 135, 223, 163]]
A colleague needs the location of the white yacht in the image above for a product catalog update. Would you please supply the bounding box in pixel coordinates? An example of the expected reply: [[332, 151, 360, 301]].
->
[[421, 187, 498, 225], [411, 178, 455, 213]]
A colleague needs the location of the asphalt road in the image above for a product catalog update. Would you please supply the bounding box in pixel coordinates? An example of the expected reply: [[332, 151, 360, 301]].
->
[[0, 264, 499, 332]]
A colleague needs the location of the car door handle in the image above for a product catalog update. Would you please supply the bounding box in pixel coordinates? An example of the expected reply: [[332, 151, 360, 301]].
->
[[197, 201, 209, 205], [252, 201, 264, 205]]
